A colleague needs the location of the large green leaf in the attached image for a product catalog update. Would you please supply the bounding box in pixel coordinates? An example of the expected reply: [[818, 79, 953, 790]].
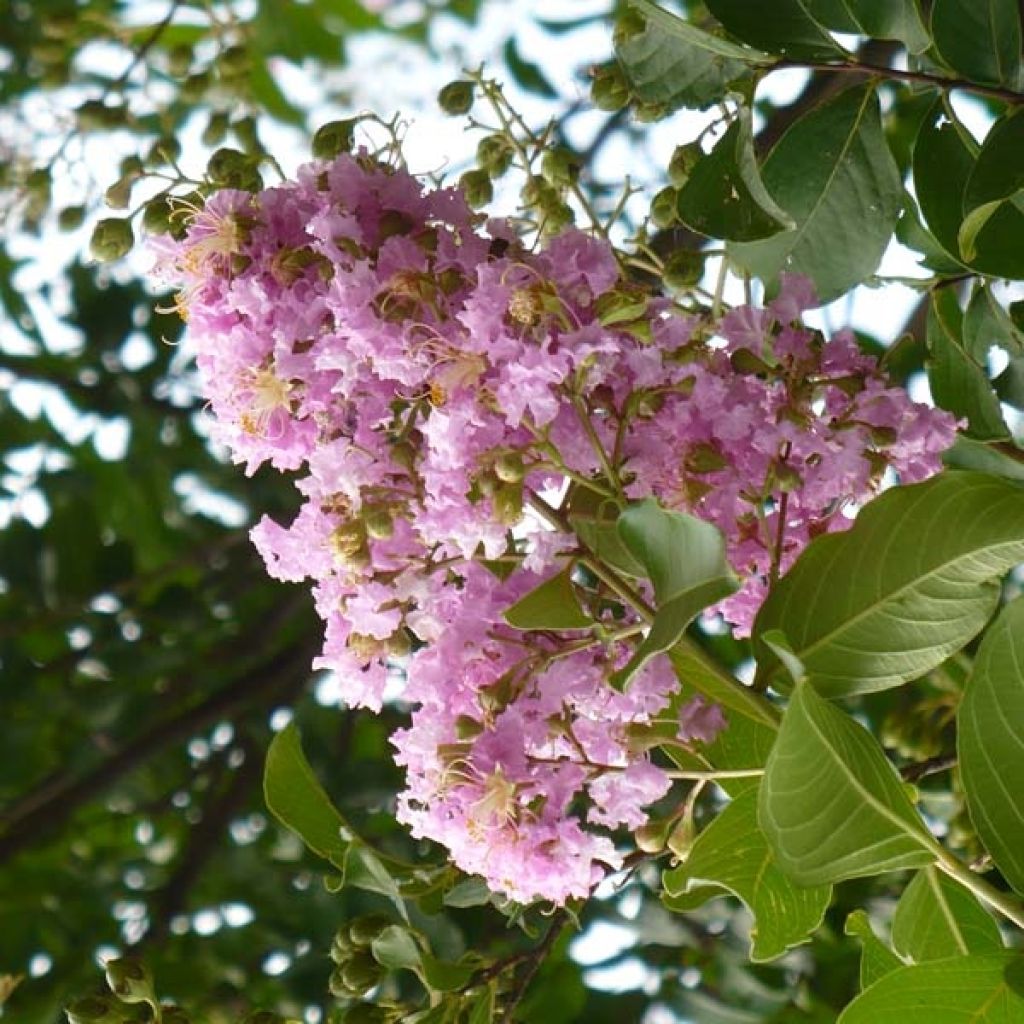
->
[[844, 910, 903, 990], [808, 0, 930, 52], [663, 788, 832, 961], [753, 472, 1024, 697], [959, 597, 1024, 895], [676, 109, 795, 241], [729, 84, 902, 303], [264, 723, 407, 913], [503, 566, 593, 630], [758, 680, 937, 885], [837, 954, 1024, 1022], [618, 0, 769, 112], [913, 98, 978, 264], [892, 867, 1002, 961], [931, 0, 1022, 87], [926, 288, 1009, 441], [957, 108, 1024, 277], [611, 499, 738, 686], [704, 0, 845, 60]]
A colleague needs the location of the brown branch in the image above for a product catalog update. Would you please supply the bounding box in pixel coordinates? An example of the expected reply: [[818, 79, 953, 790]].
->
[[901, 753, 957, 782], [500, 913, 569, 1022], [0, 637, 317, 865]]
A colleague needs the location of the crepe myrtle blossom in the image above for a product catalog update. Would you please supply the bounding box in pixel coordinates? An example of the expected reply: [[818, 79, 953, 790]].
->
[[152, 150, 956, 903]]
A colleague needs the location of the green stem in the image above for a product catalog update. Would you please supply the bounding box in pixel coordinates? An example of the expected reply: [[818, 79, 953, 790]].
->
[[934, 848, 1024, 931], [666, 768, 763, 780]]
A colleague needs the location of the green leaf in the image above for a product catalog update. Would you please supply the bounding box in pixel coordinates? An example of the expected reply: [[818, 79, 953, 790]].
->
[[837, 954, 1024, 1022], [503, 566, 592, 630], [943, 436, 1024, 484], [729, 84, 902, 303], [844, 910, 903, 990], [892, 867, 1003, 961], [663, 788, 832, 961], [264, 724, 407, 914], [468, 983, 497, 1024], [758, 680, 937, 885], [808, 0, 930, 52], [610, 500, 738, 686], [913, 98, 978, 264], [956, 109, 1024, 277], [705, 0, 846, 60], [926, 288, 1009, 441], [371, 925, 422, 971], [676, 109, 795, 241], [567, 487, 646, 578], [931, 0, 1022, 87], [618, 0, 768, 113], [503, 37, 557, 98], [959, 597, 1024, 896], [964, 284, 1024, 362], [753, 472, 1024, 697]]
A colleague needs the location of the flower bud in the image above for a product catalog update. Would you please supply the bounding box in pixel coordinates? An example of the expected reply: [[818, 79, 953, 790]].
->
[[313, 119, 358, 160], [90, 218, 134, 262], [340, 952, 385, 995], [493, 481, 524, 526], [438, 80, 474, 116], [142, 196, 173, 235], [635, 817, 672, 853], [342, 1004, 391, 1024], [650, 186, 678, 229], [363, 505, 394, 540], [663, 249, 705, 290], [667, 811, 697, 861], [58, 205, 86, 232], [458, 169, 493, 211], [105, 176, 135, 211], [541, 148, 579, 188], [201, 111, 229, 147], [104, 956, 154, 1005], [181, 70, 211, 102], [477, 134, 514, 178], [65, 996, 125, 1024], [493, 452, 525, 483], [612, 8, 647, 48], [633, 100, 669, 123], [668, 143, 702, 188], [348, 914, 394, 947], [206, 147, 248, 183], [146, 136, 182, 168], [219, 45, 250, 75], [590, 63, 629, 112], [684, 442, 729, 474]]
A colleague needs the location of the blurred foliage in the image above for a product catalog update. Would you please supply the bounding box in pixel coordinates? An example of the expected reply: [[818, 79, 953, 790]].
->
[[4, 0, 1022, 1022]]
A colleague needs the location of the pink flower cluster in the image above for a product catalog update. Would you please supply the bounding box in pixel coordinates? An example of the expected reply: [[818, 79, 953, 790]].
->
[[153, 151, 955, 903]]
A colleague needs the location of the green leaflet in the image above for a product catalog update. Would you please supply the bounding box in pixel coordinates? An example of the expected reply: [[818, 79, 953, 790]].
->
[[753, 472, 1024, 697], [959, 597, 1024, 896], [729, 84, 902, 303], [663, 788, 832, 961], [758, 680, 936, 885]]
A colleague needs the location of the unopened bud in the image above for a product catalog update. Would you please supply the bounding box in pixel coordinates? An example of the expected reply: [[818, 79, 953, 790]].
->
[[90, 218, 134, 262], [477, 134, 514, 178], [181, 70, 211, 102], [612, 8, 647, 48], [167, 43, 193, 76], [201, 111, 229, 147], [663, 249, 705, 290], [438, 80, 475, 116], [219, 45, 250, 75], [340, 952, 384, 995], [668, 143, 702, 188], [541, 148, 579, 188], [105, 176, 134, 210], [65, 996, 124, 1024], [313, 119, 358, 160], [459, 169, 493, 210], [342, 1004, 391, 1024], [493, 481, 524, 526], [104, 956, 154, 1004], [590, 64, 629, 112], [667, 811, 697, 860], [57, 205, 86, 232], [349, 914, 394, 947], [142, 196, 173, 235], [650, 186, 678, 229], [493, 452, 525, 484], [635, 817, 672, 853]]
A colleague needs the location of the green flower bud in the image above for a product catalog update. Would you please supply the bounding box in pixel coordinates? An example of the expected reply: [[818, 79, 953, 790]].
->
[[364, 505, 394, 540], [105, 176, 135, 210], [76, 100, 117, 131], [541, 148, 579, 188], [32, 40, 67, 64], [167, 43, 193, 76], [772, 460, 803, 493], [340, 952, 384, 995], [328, 966, 350, 999], [348, 914, 394, 947], [541, 201, 574, 236], [201, 111, 229, 147], [590, 64, 629, 112], [342, 1003, 391, 1024], [58, 205, 87, 232], [219, 45, 250, 75], [684, 442, 729, 474], [206, 147, 248, 183], [312, 119, 357, 160], [493, 452, 525, 484], [458, 169, 493, 210], [181, 70, 211, 102], [476, 134, 514, 178], [635, 817, 672, 853], [142, 196, 173, 235], [234, 115, 261, 153], [146, 136, 182, 168], [633, 100, 669, 123], [90, 218, 134, 262], [668, 143, 702, 188], [104, 957, 154, 1005], [662, 249, 705, 290], [667, 811, 697, 860], [42, 11, 77, 39], [649, 186, 678, 229], [65, 996, 124, 1024], [594, 288, 648, 327], [493, 481, 524, 526], [438, 80, 474, 116]]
